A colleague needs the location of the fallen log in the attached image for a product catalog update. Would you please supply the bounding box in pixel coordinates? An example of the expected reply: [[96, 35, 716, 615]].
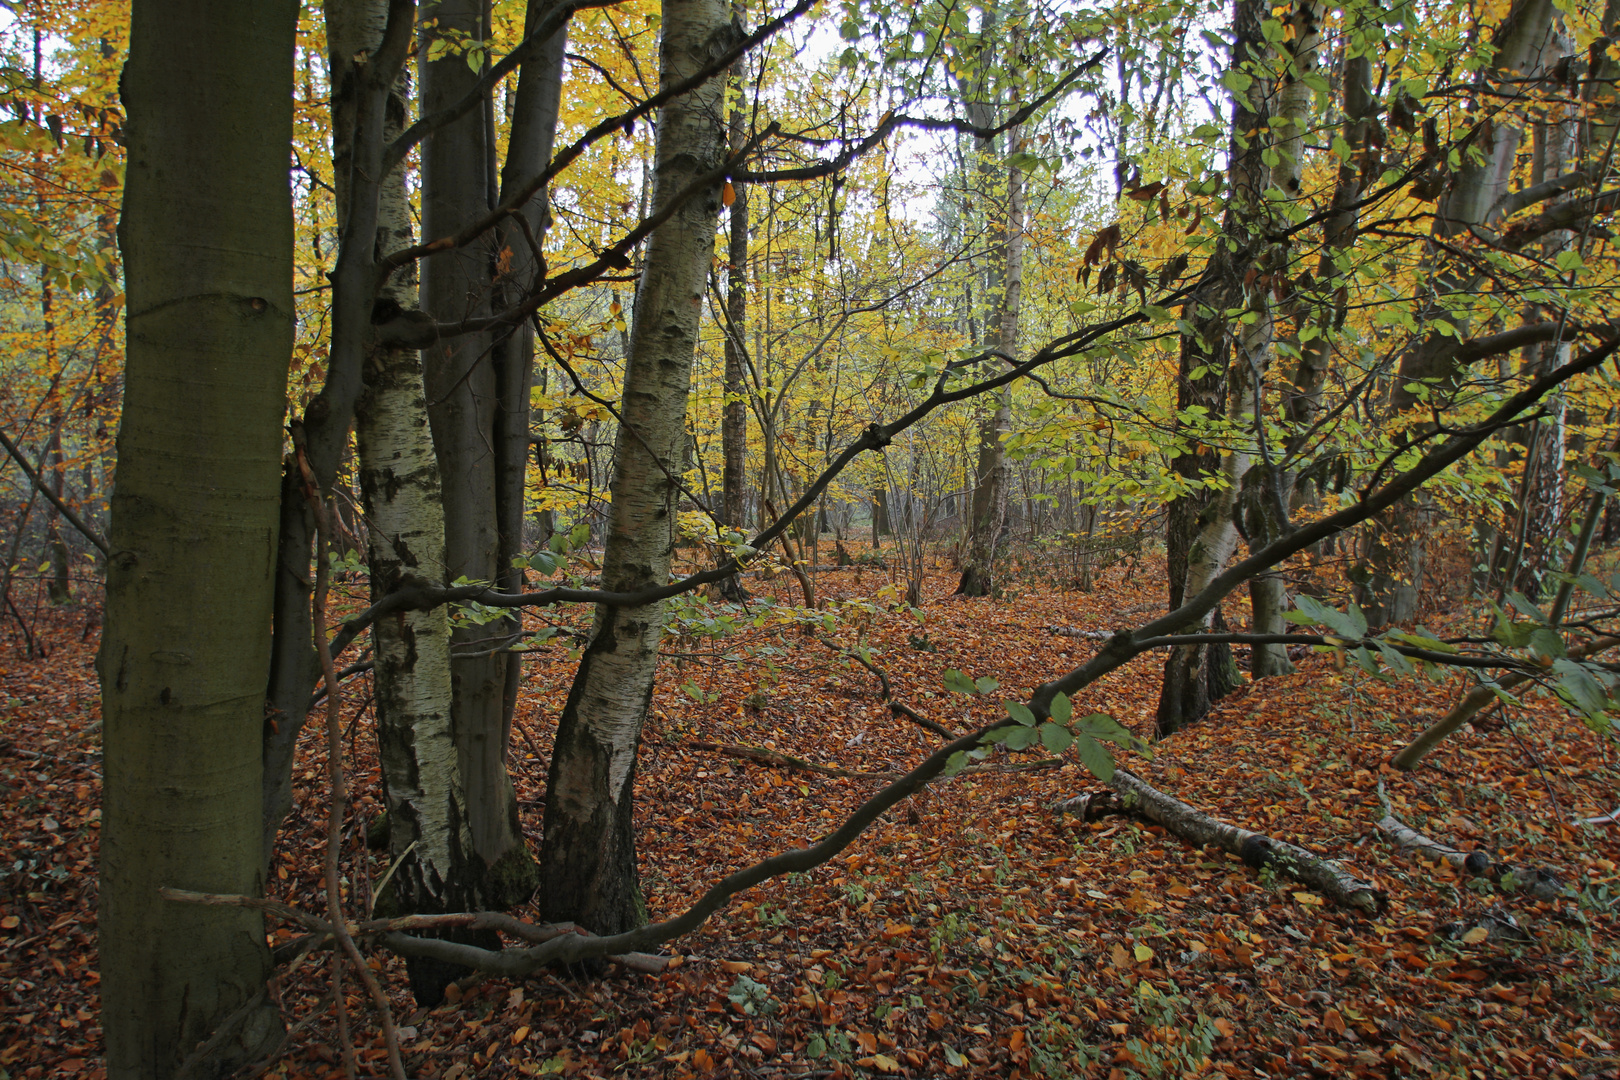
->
[[1373, 782, 1564, 898], [1047, 626, 1117, 641], [1375, 814, 1493, 876], [1091, 768, 1386, 912]]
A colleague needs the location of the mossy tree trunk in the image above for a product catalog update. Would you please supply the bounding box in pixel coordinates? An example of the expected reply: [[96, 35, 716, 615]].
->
[[98, 1, 296, 1074]]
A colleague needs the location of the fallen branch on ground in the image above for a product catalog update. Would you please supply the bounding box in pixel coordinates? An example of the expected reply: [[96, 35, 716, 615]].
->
[[1062, 769, 1385, 912], [161, 889, 673, 972], [686, 741, 900, 779], [680, 740, 1062, 780], [1375, 814, 1493, 876], [1373, 781, 1564, 898], [816, 637, 959, 739]]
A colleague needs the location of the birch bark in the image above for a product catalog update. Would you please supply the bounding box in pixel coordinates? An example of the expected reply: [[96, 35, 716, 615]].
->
[[540, 0, 733, 934]]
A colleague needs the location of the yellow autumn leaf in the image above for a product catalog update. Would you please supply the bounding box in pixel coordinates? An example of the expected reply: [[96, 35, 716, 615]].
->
[[1461, 926, 1489, 945], [1134, 944, 1155, 963]]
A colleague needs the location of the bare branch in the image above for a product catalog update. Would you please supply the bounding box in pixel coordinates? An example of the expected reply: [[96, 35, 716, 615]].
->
[[0, 427, 109, 557]]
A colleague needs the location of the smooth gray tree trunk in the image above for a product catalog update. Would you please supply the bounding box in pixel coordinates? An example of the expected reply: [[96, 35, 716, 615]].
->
[[419, 0, 535, 903]]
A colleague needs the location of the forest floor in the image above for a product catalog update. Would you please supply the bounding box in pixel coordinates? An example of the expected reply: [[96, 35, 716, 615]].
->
[[3, 551, 1620, 1079]]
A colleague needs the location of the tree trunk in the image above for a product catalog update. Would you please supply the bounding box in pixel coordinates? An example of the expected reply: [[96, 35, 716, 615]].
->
[[1157, 0, 1269, 735], [1242, 0, 1325, 679], [327, 0, 489, 1008], [871, 485, 890, 547], [492, 0, 569, 741], [99, 1, 296, 1074], [717, 26, 751, 603], [1512, 57, 1576, 600], [539, 0, 732, 936], [419, 0, 533, 903], [1360, 0, 1562, 621], [956, 18, 1022, 598]]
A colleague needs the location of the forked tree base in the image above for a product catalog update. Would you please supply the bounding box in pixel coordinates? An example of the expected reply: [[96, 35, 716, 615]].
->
[[1154, 617, 1242, 739]]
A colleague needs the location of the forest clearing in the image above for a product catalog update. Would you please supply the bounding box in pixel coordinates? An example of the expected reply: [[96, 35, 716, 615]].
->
[[6, 0, 1620, 1076]]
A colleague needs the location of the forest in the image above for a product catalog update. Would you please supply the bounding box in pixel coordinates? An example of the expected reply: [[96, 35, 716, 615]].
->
[[2, 0, 1620, 1076]]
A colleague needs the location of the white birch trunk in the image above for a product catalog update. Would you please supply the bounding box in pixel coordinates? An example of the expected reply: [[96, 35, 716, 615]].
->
[[540, 0, 732, 935], [326, 0, 476, 923]]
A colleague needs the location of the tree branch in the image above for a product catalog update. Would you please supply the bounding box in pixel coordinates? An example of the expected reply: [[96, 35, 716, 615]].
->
[[0, 427, 109, 557]]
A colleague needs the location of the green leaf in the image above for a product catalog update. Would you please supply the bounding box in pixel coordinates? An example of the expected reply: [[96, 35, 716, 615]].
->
[[1005, 701, 1037, 727], [941, 751, 969, 778], [1530, 627, 1567, 660], [1005, 151, 1045, 174], [1003, 725, 1041, 751], [1575, 573, 1609, 600], [974, 676, 1000, 695], [1553, 659, 1610, 718], [1050, 692, 1073, 723], [1485, 682, 1522, 706], [1385, 630, 1458, 654], [1505, 590, 1547, 623], [1293, 595, 1364, 640], [1491, 618, 1536, 648], [528, 551, 558, 575], [1074, 733, 1116, 781], [943, 669, 977, 695], [1374, 641, 1416, 677], [1075, 712, 1135, 747], [1039, 722, 1074, 753]]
